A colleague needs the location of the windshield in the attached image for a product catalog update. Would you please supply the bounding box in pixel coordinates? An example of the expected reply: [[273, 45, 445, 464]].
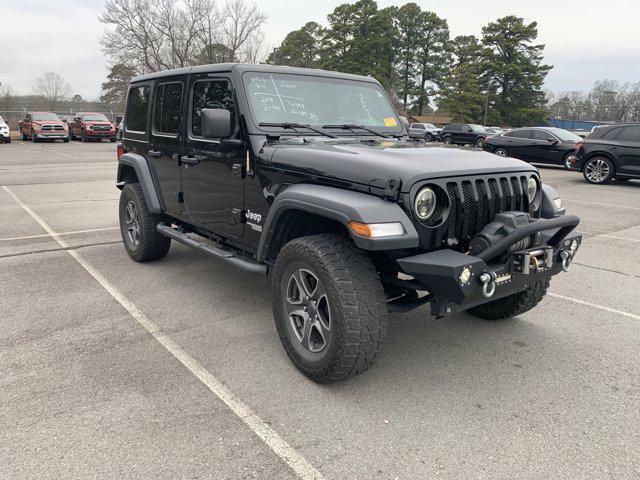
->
[[243, 72, 402, 134], [32, 113, 61, 122], [82, 114, 109, 122], [469, 124, 487, 133], [547, 128, 582, 142]]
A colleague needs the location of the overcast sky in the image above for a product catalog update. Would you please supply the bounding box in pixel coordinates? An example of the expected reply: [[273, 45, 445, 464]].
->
[[2, 0, 639, 99]]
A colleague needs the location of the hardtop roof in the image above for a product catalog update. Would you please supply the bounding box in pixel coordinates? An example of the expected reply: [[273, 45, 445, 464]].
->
[[130, 63, 379, 85]]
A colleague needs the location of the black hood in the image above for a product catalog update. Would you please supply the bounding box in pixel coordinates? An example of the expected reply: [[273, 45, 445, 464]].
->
[[267, 139, 538, 192]]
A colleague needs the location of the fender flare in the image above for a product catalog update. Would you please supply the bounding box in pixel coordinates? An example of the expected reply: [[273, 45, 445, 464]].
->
[[257, 184, 420, 261], [117, 153, 163, 213], [540, 183, 565, 218]]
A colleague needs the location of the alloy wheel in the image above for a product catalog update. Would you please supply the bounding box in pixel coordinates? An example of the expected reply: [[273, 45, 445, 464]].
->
[[495, 148, 508, 157], [584, 158, 611, 183], [284, 268, 331, 353], [125, 200, 141, 246]]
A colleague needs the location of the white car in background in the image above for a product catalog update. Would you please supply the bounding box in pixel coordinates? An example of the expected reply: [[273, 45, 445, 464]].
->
[[0, 115, 10, 143]]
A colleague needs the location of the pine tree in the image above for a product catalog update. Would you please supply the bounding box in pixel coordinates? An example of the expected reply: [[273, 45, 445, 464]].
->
[[482, 16, 551, 126]]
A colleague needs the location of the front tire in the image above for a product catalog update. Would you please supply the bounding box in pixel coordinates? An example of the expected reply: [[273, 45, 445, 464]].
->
[[475, 137, 484, 148], [21, 132, 28, 141], [468, 279, 549, 320], [271, 235, 388, 383], [119, 183, 171, 262], [583, 157, 614, 184], [425, 133, 433, 142]]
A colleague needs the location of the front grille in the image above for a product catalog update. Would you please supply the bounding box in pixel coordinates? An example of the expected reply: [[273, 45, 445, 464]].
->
[[92, 125, 111, 131], [443, 174, 530, 251], [42, 124, 64, 131]]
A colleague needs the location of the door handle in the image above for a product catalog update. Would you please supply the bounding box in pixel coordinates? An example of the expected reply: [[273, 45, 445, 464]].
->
[[147, 149, 162, 159], [609, 146, 619, 151], [180, 155, 201, 166]]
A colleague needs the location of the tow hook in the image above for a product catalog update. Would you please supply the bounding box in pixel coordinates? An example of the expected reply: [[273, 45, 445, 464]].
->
[[479, 271, 497, 298], [559, 250, 573, 272]]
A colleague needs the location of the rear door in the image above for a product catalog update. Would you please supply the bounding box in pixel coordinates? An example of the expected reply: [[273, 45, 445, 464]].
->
[[149, 77, 186, 215], [181, 74, 245, 238], [615, 125, 640, 176], [502, 129, 532, 160]]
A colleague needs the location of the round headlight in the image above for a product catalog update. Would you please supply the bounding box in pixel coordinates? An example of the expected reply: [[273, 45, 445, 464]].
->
[[527, 177, 538, 202], [415, 187, 437, 220]]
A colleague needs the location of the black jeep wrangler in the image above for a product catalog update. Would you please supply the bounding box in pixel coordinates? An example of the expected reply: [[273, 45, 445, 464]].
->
[[116, 64, 581, 383]]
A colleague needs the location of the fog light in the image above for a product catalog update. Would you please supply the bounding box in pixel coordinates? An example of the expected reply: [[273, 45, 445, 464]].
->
[[570, 239, 579, 253], [459, 267, 472, 285]]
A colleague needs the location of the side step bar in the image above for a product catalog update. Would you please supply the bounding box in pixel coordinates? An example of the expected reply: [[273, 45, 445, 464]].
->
[[156, 223, 267, 276]]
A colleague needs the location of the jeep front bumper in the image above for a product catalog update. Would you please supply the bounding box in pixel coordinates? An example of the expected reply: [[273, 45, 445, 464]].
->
[[396, 215, 581, 318]]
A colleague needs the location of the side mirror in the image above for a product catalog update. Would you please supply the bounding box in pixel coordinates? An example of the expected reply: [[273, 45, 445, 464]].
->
[[547, 137, 558, 144], [202, 108, 231, 139], [466, 127, 473, 132]]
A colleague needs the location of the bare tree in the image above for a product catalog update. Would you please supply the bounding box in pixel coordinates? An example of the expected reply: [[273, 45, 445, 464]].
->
[[221, 0, 267, 62], [99, 0, 267, 74], [32, 72, 72, 107]]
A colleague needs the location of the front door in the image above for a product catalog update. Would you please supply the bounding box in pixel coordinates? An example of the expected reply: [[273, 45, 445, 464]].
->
[[149, 77, 186, 214], [527, 129, 559, 164], [181, 75, 245, 238]]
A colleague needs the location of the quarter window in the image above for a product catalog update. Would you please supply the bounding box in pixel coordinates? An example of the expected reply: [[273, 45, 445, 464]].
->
[[154, 82, 183, 135], [126, 85, 150, 132], [191, 79, 236, 137]]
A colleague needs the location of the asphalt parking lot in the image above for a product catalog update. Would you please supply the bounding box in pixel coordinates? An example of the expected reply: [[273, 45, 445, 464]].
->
[[1, 140, 639, 480]]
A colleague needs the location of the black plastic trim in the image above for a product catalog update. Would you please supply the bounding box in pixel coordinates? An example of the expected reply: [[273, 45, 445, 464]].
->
[[117, 152, 163, 213]]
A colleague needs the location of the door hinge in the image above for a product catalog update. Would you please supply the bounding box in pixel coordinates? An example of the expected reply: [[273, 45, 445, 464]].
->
[[231, 208, 244, 224], [384, 176, 402, 201]]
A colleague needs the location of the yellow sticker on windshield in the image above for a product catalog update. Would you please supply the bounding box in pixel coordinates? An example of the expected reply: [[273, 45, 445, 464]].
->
[[383, 117, 397, 127]]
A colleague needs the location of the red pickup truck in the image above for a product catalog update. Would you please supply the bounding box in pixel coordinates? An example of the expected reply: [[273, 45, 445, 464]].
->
[[69, 112, 117, 142], [19, 112, 70, 142]]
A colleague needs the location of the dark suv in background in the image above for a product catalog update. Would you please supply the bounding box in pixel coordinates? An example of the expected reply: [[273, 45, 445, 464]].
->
[[569, 123, 640, 184], [440, 124, 487, 147], [484, 127, 582, 168]]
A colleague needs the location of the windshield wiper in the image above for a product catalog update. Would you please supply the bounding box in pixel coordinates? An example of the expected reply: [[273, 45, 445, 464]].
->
[[322, 124, 388, 138], [259, 122, 337, 138]]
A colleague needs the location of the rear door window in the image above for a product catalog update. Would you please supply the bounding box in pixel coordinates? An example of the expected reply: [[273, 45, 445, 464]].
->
[[505, 129, 531, 139], [125, 85, 150, 133], [617, 126, 640, 142], [153, 82, 183, 136], [412, 124, 425, 130]]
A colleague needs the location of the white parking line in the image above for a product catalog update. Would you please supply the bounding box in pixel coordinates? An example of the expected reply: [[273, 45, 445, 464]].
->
[[549, 293, 640, 321], [1, 185, 324, 480], [0, 227, 119, 242], [578, 231, 640, 243], [563, 198, 640, 211], [45, 149, 79, 159]]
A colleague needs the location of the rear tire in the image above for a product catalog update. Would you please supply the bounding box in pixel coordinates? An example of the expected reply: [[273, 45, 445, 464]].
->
[[119, 183, 171, 262], [468, 279, 549, 320], [271, 234, 388, 383], [443, 136, 452, 145], [583, 157, 614, 184], [494, 147, 508, 157]]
